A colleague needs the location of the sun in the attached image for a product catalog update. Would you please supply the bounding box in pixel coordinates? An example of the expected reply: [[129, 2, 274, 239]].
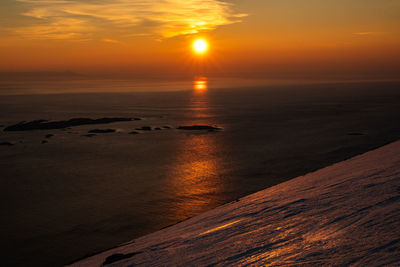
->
[[193, 39, 208, 54]]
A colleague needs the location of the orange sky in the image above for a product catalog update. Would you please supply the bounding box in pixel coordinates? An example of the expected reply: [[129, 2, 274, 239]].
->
[[1, 0, 399, 79]]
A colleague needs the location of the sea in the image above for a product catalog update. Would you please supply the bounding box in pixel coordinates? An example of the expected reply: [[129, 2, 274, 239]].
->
[[0, 78, 399, 266]]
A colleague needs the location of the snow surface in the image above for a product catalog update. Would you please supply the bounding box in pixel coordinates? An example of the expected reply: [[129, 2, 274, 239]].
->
[[71, 141, 400, 266]]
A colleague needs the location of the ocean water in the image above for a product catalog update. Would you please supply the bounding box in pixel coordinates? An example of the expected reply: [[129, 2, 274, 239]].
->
[[0, 79, 399, 266]]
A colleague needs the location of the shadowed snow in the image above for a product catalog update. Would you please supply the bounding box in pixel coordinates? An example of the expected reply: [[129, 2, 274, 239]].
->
[[72, 141, 400, 266]]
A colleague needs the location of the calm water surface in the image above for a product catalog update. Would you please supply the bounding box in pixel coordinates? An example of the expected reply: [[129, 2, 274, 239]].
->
[[0, 79, 399, 266]]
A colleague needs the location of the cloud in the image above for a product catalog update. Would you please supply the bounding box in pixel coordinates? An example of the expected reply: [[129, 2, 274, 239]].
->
[[15, 0, 247, 40], [353, 32, 385, 36], [103, 38, 122, 44]]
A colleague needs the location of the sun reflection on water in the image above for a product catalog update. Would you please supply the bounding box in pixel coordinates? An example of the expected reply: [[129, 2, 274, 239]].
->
[[166, 77, 223, 220], [193, 77, 208, 91]]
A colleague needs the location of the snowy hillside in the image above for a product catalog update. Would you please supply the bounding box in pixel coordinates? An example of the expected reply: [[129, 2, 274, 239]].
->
[[71, 141, 400, 266]]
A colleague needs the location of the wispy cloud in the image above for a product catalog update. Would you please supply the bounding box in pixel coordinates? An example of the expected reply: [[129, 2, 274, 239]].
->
[[15, 0, 247, 40], [353, 32, 385, 36], [103, 38, 122, 44]]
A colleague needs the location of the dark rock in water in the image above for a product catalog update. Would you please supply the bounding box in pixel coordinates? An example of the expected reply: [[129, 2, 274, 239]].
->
[[3, 117, 137, 131], [177, 125, 221, 131], [348, 132, 365, 136], [88, 129, 116, 133], [154, 127, 162, 130], [41, 140, 48, 144], [0, 141, 14, 146], [163, 126, 171, 129], [136, 126, 152, 131], [82, 134, 96, 137], [45, 134, 54, 139], [129, 131, 140, 135], [103, 252, 142, 265]]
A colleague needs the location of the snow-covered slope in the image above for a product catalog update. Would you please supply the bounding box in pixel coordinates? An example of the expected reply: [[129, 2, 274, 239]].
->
[[71, 141, 400, 266]]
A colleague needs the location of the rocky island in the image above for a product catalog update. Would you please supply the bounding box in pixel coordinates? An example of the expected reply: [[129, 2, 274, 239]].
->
[[3, 117, 139, 131]]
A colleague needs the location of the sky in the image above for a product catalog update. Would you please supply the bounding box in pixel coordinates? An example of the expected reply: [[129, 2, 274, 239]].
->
[[1, 0, 399, 79]]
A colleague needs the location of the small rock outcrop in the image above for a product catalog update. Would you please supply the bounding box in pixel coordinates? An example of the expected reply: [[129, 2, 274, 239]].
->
[[102, 252, 142, 265], [136, 126, 152, 131], [0, 141, 14, 146], [177, 125, 221, 131]]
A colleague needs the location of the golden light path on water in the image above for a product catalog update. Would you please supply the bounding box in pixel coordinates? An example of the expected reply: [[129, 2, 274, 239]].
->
[[193, 77, 208, 91], [166, 78, 223, 220]]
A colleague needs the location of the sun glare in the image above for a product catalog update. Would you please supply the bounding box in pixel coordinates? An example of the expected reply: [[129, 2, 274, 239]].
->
[[193, 39, 208, 54], [193, 77, 208, 91]]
